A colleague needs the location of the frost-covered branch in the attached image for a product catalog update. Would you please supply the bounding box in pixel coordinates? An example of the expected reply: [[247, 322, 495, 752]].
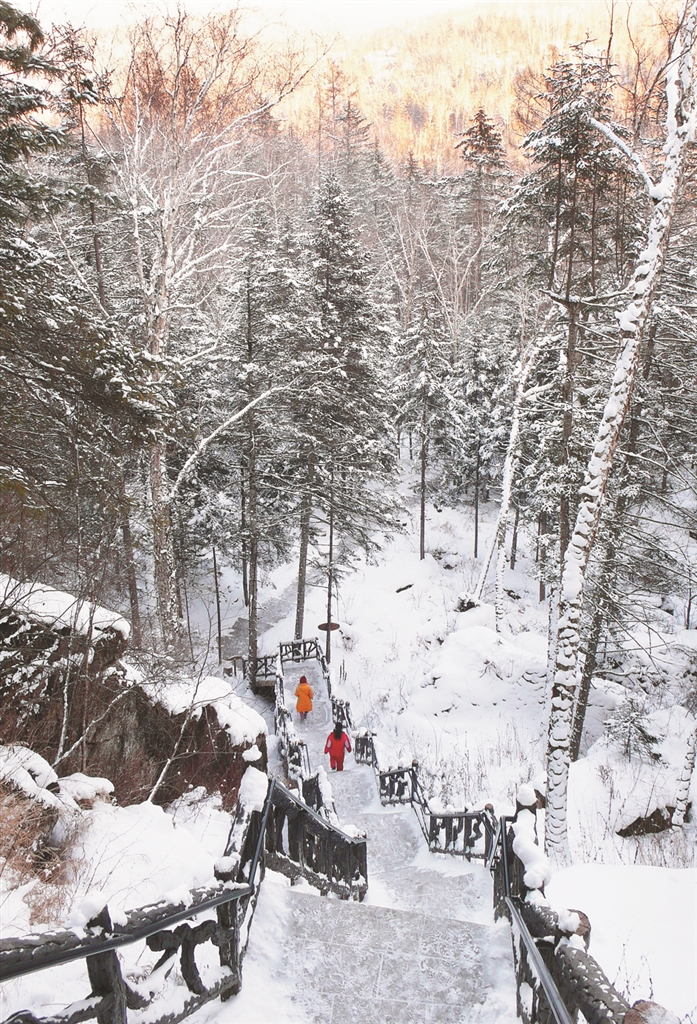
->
[[587, 116, 656, 196], [170, 384, 290, 499], [545, 0, 697, 865]]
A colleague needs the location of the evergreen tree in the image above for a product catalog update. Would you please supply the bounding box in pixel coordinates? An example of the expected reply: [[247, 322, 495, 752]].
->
[[291, 175, 399, 654]]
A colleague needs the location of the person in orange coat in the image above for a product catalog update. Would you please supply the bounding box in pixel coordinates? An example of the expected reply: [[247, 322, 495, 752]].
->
[[324, 722, 352, 771], [295, 675, 313, 720]]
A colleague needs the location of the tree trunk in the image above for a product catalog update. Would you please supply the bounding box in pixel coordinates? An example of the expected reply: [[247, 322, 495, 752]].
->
[[419, 429, 427, 561], [559, 308, 578, 566], [545, 15, 696, 863], [473, 439, 480, 559], [494, 538, 507, 633], [150, 440, 177, 650], [510, 506, 519, 570], [245, 276, 258, 688], [240, 461, 249, 607], [673, 726, 697, 826], [538, 511, 547, 602], [325, 479, 334, 665], [212, 545, 223, 665], [119, 474, 141, 647], [475, 340, 540, 604], [295, 493, 312, 640], [247, 529, 258, 688], [569, 608, 603, 763]]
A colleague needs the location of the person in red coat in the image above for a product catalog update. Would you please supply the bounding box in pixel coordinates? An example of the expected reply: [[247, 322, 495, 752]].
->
[[324, 722, 352, 771]]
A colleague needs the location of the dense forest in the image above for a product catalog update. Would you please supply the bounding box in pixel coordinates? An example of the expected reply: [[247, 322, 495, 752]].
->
[[1, 0, 697, 865]]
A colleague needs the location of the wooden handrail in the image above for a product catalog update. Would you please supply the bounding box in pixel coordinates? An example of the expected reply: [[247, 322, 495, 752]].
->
[[0, 882, 251, 982], [506, 898, 576, 1024]]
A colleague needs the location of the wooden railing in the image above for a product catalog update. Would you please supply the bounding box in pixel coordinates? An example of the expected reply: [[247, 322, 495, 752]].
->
[[274, 692, 312, 782], [0, 775, 273, 1024], [273, 657, 341, 827], [278, 638, 321, 663], [354, 728, 496, 860], [0, 775, 367, 1024], [245, 653, 277, 691], [266, 781, 367, 901], [487, 811, 634, 1024]]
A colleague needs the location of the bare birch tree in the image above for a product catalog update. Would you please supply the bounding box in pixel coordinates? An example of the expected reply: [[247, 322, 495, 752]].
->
[[545, 1, 697, 863], [95, 11, 308, 648]]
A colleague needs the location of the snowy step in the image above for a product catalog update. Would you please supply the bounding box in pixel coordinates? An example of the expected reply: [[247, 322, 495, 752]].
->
[[271, 882, 514, 1024]]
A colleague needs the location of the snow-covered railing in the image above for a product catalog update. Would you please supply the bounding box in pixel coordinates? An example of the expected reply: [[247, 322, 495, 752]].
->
[[278, 638, 322, 663], [265, 779, 367, 901], [272, 650, 340, 826], [274, 666, 312, 782], [487, 789, 676, 1024], [330, 694, 353, 730], [276, 636, 352, 730], [0, 770, 369, 1024], [244, 653, 277, 692], [354, 727, 497, 859], [0, 766, 273, 1024]]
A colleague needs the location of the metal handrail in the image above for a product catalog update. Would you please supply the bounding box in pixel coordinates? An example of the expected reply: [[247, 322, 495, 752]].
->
[[499, 815, 513, 898], [244, 778, 275, 887], [0, 785, 281, 985], [273, 778, 365, 846], [505, 897, 575, 1024]]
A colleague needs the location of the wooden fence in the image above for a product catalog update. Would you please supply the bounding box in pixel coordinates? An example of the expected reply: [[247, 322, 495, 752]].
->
[[0, 776, 367, 1024]]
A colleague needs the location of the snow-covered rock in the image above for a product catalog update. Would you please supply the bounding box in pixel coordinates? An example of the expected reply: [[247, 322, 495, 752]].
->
[[0, 573, 130, 639]]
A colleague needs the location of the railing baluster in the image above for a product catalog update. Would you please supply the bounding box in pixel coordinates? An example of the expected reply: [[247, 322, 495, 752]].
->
[[84, 909, 128, 1024]]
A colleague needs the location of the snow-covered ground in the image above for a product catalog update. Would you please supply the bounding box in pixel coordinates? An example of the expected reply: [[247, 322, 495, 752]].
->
[[1, 475, 695, 1021], [257, 487, 696, 1019]]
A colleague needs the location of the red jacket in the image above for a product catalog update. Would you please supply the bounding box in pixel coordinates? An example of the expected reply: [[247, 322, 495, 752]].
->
[[325, 731, 351, 758]]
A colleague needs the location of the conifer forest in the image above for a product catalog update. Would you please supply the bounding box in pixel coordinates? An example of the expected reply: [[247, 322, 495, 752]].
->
[[0, 1, 696, 1021]]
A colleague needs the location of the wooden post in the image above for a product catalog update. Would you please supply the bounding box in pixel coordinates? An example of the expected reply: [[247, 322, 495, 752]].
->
[[85, 907, 128, 1024], [215, 898, 242, 997]]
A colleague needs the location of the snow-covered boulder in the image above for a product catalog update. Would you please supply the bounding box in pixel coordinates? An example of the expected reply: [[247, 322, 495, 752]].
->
[[570, 704, 696, 837]]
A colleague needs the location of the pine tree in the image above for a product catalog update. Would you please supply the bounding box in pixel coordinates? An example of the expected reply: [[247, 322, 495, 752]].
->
[[0, 4, 155, 613], [291, 174, 399, 655]]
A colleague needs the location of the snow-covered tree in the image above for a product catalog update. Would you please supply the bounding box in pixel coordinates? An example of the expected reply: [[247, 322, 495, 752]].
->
[[545, 2, 697, 863]]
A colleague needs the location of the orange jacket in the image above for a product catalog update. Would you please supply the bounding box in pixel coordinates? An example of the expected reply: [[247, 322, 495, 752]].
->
[[295, 681, 313, 713]]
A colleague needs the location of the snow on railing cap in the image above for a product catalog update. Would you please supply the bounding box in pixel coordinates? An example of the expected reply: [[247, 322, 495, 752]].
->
[[517, 782, 537, 808], [238, 766, 269, 813]]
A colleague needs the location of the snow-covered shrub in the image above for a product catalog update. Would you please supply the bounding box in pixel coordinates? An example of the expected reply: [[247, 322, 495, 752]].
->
[[605, 697, 661, 761]]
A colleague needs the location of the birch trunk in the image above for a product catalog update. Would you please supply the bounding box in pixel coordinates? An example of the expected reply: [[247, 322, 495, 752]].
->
[[474, 340, 540, 607], [545, 7, 697, 863], [673, 726, 697, 826]]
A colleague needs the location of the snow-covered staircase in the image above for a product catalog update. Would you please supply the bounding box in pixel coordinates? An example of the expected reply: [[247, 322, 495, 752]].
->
[[272, 888, 512, 1024], [241, 658, 517, 1023]]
